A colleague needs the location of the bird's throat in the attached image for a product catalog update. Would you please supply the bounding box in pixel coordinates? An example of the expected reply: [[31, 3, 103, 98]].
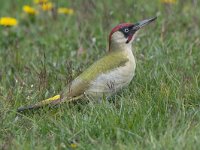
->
[[109, 41, 133, 52]]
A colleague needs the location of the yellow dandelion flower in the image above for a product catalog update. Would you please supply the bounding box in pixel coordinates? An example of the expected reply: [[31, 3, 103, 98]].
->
[[58, 8, 74, 15], [34, 0, 48, 4], [70, 143, 77, 149], [41, 2, 53, 11], [0, 17, 18, 26], [23, 5, 38, 15], [160, 0, 177, 4]]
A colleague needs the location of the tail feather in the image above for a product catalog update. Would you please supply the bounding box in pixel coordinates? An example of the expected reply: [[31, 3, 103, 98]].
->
[[17, 94, 84, 112], [17, 95, 62, 112]]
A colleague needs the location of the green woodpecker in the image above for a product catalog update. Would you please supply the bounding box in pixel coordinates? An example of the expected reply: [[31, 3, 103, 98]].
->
[[17, 17, 157, 112]]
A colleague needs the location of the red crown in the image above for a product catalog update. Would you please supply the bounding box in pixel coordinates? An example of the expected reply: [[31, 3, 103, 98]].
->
[[109, 23, 133, 42]]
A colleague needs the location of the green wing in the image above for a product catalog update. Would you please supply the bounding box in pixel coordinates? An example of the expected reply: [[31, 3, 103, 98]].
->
[[64, 51, 129, 97]]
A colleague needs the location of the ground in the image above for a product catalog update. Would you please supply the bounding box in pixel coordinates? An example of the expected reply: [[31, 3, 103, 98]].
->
[[0, 0, 200, 149]]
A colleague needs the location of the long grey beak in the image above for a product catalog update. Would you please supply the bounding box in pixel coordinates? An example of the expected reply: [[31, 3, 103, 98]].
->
[[132, 16, 157, 31]]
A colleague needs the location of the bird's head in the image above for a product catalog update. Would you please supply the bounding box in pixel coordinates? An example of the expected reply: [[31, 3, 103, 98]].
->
[[109, 17, 157, 51]]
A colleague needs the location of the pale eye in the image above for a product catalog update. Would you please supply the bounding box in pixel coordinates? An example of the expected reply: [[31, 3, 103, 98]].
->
[[124, 28, 129, 33]]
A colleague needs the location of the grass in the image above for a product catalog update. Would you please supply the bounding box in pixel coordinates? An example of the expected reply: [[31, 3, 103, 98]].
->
[[0, 0, 200, 149]]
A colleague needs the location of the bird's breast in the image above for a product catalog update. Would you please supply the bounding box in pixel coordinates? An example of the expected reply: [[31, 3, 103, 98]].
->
[[85, 53, 136, 97]]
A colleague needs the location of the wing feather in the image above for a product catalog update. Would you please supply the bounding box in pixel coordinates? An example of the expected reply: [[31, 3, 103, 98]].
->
[[62, 51, 129, 98]]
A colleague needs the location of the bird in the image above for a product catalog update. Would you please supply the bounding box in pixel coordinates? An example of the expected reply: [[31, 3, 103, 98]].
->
[[17, 17, 157, 112]]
